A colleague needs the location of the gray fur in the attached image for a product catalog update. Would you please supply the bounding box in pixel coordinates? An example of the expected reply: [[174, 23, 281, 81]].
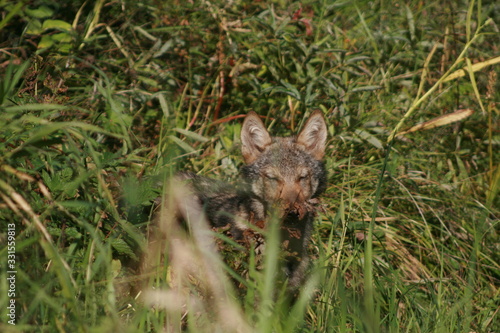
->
[[175, 111, 328, 289]]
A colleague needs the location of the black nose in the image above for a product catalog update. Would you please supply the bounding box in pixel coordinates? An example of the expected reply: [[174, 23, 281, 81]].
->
[[284, 210, 301, 225]]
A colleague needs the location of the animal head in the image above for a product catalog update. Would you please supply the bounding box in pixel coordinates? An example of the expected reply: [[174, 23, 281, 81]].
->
[[240, 111, 328, 216]]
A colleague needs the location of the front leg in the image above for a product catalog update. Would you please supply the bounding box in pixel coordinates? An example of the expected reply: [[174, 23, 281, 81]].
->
[[280, 211, 314, 290]]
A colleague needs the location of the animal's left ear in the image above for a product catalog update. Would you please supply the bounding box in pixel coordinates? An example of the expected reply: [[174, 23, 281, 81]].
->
[[297, 110, 327, 159]]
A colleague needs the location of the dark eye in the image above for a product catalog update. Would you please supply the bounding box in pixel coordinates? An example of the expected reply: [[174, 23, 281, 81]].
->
[[298, 173, 309, 182], [266, 174, 278, 181], [263, 171, 279, 182]]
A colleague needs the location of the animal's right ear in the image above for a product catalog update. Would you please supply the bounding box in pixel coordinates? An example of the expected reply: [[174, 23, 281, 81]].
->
[[296, 110, 327, 160], [241, 112, 272, 164]]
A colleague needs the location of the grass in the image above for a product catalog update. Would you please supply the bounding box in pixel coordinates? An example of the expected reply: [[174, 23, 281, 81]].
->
[[0, 0, 499, 332]]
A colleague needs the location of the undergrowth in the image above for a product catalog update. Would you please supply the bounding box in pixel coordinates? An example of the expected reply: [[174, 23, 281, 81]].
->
[[0, 0, 498, 332]]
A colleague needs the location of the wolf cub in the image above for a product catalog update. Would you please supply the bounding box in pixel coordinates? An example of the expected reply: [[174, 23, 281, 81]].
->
[[177, 111, 328, 289]]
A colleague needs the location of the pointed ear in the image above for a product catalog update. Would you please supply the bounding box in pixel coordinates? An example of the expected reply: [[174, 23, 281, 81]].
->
[[241, 112, 272, 164], [297, 110, 327, 159]]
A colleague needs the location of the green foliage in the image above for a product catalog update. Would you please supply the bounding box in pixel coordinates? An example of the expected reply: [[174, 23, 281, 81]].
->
[[0, 0, 499, 332]]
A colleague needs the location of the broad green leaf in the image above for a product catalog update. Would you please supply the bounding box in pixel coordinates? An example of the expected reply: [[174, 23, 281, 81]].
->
[[111, 259, 122, 278], [169, 135, 195, 153], [355, 129, 383, 149], [137, 75, 159, 87], [174, 128, 209, 143], [52, 32, 72, 43], [42, 19, 72, 32], [111, 238, 137, 260], [38, 34, 54, 49], [25, 5, 54, 19], [25, 19, 43, 35]]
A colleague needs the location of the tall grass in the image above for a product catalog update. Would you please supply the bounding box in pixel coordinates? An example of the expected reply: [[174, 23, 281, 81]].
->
[[0, 0, 498, 332]]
